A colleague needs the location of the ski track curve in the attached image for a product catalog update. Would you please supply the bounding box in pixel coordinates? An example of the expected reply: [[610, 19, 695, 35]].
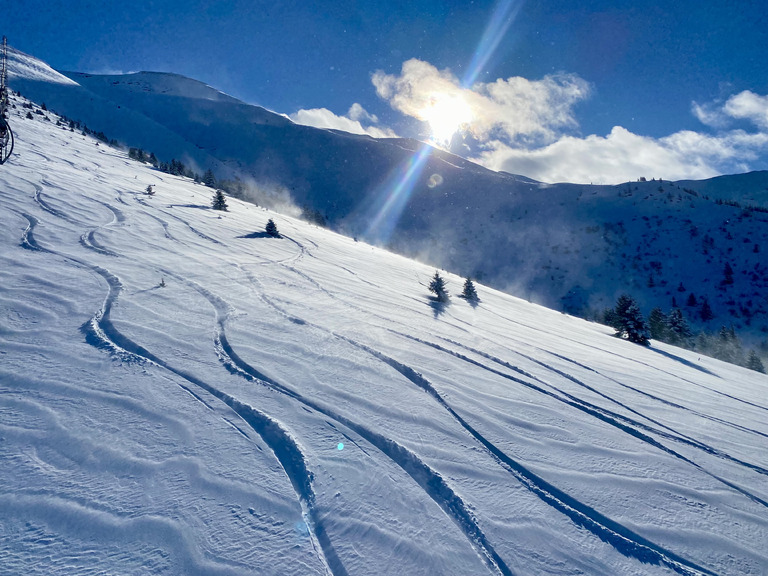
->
[[157, 208, 224, 245], [79, 230, 119, 257], [33, 187, 82, 225], [14, 212, 346, 576], [238, 268, 714, 576], [172, 272, 515, 576]]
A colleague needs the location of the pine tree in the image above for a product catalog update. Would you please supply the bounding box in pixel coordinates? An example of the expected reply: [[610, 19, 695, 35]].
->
[[211, 189, 228, 211], [746, 350, 765, 374], [648, 308, 668, 341], [610, 294, 649, 345], [203, 168, 216, 188], [715, 326, 744, 365], [265, 218, 280, 237], [666, 308, 693, 347], [428, 271, 449, 303], [686, 293, 697, 307], [699, 298, 714, 322], [460, 277, 478, 302]]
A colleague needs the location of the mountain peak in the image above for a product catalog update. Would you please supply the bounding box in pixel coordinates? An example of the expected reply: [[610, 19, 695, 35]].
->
[[63, 70, 242, 104], [7, 45, 79, 86]]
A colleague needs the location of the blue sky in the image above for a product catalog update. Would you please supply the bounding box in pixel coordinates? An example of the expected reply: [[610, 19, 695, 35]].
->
[[6, 0, 768, 183]]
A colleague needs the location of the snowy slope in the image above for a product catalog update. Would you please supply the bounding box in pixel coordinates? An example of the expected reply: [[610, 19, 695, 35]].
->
[[7, 47, 768, 347], [2, 92, 768, 576]]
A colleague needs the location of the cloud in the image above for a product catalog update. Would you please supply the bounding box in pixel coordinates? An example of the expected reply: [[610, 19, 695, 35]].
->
[[693, 90, 768, 131], [347, 103, 378, 124], [374, 59, 768, 184], [723, 91, 768, 130], [373, 58, 590, 145], [289, 104, 397, 138], [475, 126, 768, 184]]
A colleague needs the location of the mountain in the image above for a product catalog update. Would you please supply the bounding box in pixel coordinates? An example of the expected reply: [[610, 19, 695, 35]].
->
[[7, 47, 768, 348], [2, 87, 768, 576]]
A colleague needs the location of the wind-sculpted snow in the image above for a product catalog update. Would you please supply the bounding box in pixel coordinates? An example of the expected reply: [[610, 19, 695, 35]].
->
[[2, 102, 768, 575]]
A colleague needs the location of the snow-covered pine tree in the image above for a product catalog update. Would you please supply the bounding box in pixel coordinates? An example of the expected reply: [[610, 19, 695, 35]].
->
[[211, 189, 228, 211], [610, 294, 649, 346], [460, 277, 478, 302], [265, 218, 280, 237], [428, 271, 449, 303]]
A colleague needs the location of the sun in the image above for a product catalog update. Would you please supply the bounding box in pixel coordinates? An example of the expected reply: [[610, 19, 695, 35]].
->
[[419, 94, 473, 144]]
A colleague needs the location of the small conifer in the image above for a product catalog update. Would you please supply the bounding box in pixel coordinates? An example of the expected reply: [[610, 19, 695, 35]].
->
[[212, 189, 228, 211], [460, 277, 478, 302], [265, 218, 280, 237], [428, 271, 449, 303]]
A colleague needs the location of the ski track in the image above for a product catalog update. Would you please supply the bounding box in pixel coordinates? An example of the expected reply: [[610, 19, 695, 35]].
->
[[14, 212, 345, 576], [479, 307, 768, 414], [546, 352, 768, 441], [431, 331, 768, 475], [395, 331, 768, 510], [340, 337, 719, 576], [79, 229, 119, 257], [157, 208, 224, 245], [33, 187, 81, 225], [174, 270, 515, 576], [238, 266, 714, 576]]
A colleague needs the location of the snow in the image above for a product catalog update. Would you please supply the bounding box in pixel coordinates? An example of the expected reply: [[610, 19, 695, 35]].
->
[[1, 94, 768, 576], [6, 47, 79, 86]]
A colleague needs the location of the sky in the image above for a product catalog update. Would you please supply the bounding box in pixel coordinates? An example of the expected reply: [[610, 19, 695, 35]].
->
[[5, 0, 768, 183]]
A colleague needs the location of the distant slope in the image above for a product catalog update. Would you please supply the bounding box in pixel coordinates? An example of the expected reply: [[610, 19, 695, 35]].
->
[[2, 89, 768, 576], [7, 47, 768, 346]]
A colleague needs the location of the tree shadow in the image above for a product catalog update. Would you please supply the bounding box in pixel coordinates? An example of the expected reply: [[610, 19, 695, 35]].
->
[[458, 295, 480, 309], [649, 347, 720, 377], [428, 296, 449, 318], [167, 203, 210, 209], [238, 231, 276, 239]]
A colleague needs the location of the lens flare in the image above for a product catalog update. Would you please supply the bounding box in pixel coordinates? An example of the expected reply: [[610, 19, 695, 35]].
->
[[462, 0, 522, 88], [364, 144, 433, 244]]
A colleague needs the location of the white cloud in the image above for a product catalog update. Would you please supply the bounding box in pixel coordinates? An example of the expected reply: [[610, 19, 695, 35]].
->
[[691, 101, 728, 128], [723, 91, 768, 130], [289, 104, 397, 139], [474, 126, 768, 184], [693, 90, 768, 131], [372, 58, 590, 144], [347, 103, 378, 124]]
